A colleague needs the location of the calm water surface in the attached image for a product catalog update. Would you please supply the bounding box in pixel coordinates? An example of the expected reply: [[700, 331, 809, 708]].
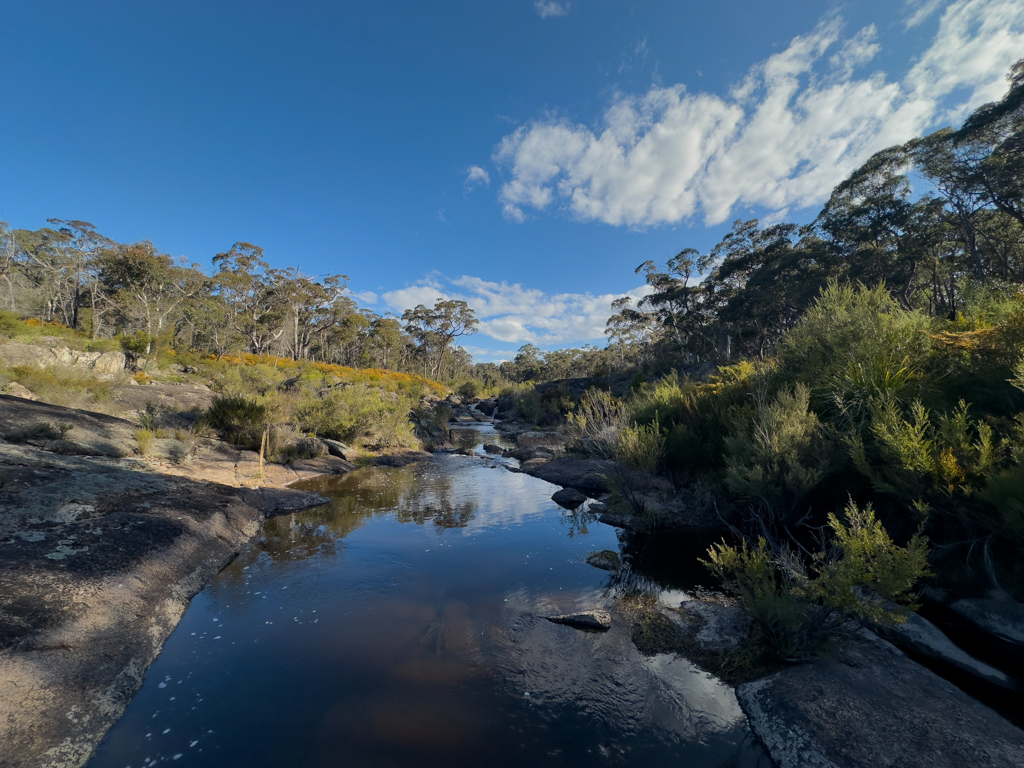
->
[[89, 426, 769, 768]]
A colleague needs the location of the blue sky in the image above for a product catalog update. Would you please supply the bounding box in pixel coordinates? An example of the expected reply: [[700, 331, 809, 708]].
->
[[1, 1, 1022, 361]]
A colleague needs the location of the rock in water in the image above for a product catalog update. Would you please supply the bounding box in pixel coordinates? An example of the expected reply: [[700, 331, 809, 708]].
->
[[552, 487, 588, 509], [585, 550, 621, 571], [546, 610, 612, 630], [483, 443, 504, 454]]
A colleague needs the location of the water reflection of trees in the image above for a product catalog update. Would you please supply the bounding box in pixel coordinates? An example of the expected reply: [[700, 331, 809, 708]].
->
[[254, 464, 478, 563], [559, 506, 598, 537]]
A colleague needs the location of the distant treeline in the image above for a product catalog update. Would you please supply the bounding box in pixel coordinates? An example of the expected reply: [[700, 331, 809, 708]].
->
[[0, 229, 480, 381]]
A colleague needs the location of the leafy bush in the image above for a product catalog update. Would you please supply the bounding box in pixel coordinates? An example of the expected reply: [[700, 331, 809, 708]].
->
[[779, 282, 932, 420], [203, 396, 269, 450], [457, 380, 480, 399], [724, 383, 832, 522], [704, 501, 930, 660], [608, 418, 666, 517], [563, 388, 627, 457], [134, 429, 155, 456]]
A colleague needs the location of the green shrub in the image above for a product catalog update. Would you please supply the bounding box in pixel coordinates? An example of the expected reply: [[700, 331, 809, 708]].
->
[[134, 429, 155, 456], [203, 396, 268, 450], [779, 282, 932, 420], [608, 418, 666, 517], [724, 383, 832, 520], [457, 380, 480, 399], [704, 501, 930, 660], [563, 388, 626, 457]]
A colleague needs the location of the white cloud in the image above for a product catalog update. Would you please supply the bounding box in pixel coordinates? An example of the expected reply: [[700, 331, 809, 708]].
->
[[382, 274, 652, 347], [905, 0, 946, 28], [464, 165, 491, 191], [349, 290, 378, 305], [534, 1, 570, 19], [494, 0, 1024, 227]]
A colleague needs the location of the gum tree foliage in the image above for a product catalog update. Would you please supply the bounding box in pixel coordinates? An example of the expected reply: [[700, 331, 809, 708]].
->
[[402, 298, 478, 380]]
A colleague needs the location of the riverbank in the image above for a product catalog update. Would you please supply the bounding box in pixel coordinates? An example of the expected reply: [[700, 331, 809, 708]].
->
[[0, 395, 338, 768]]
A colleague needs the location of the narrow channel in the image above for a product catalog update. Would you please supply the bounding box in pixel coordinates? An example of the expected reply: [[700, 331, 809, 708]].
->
[[87, 425, 770, 768]]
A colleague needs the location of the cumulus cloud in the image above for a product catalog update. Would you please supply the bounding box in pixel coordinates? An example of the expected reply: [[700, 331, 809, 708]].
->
[[349, 289, 378, 305], [535, 1, 570, 19], [464, 165, 491, 191], [494, 0, 1024, 227], [382, 274, 652, 347]]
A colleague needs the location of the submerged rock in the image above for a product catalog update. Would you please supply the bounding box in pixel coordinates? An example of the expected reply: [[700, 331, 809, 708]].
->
[[552, 487, 588, 509], [585, 550, 621, 571], [737, 630, 1024, 768], [547, 610, 612, 630]]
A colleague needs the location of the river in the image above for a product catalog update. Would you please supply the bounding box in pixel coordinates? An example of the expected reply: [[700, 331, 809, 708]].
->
[[87, 425, 770, 768]]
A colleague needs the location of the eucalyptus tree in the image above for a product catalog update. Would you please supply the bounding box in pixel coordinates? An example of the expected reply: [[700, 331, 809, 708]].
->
[[402, 298, 478, 380], [98, 242, 205, 354], [212, 242, 284, 355]]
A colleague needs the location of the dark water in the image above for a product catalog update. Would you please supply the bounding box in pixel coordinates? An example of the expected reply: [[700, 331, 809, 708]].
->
[[88, 426, 769, 768]]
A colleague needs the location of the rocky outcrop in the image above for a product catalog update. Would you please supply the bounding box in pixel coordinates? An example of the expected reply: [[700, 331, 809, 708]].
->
[[0, 441, 329, 768], [874, 611, 1014, 690], [673, 600, 753, 654], [522, 457, 618, 493], [371, 449, 433, 467], [0, 338, 126, 375], [547, 610, 612, 630], [950, 593, 1024, 648], [736, 630, 1024, 768]]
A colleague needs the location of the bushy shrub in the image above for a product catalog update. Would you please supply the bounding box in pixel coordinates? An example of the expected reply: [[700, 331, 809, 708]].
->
[[134, 429, 155, 456], [851, 398, 1000, 500], [779, 282, 932, 420], [563, 388, 627, 457], [704, 501, 930, 660], [203, 396, 268, 450], [457, 380, 480, 399], [608, 418, 666, 517], [293, 384, 418, 450], [724, 383, 832, 521], [630, 364, 758, 473]]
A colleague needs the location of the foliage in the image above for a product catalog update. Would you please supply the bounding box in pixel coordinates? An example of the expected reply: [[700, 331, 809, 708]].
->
[[607, 418, 666, 518], [724, 383, 832, 521], [563, 388, 627, 457], [704, 501, 930, 659], [134, 429, 155, 456], [203, 396, 269, 450]]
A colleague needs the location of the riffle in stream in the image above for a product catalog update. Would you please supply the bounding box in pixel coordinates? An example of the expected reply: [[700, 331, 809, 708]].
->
[[87, 425, 770, 768]]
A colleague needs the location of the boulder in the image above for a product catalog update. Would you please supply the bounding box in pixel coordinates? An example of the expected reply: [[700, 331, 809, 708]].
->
[[520, 457, 550, 471], [321, 438, 357, 462], [552, 487, 588, 509], [546, 610, 612, 631], [5, 383, 38, 401], [737, 630, 1024, 768], [0, 341, 55, 368], [585, 550, 620, 571], [91, 350, 126, 374], [482, 443, 504, 454], [522, 458, 618, 493]]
